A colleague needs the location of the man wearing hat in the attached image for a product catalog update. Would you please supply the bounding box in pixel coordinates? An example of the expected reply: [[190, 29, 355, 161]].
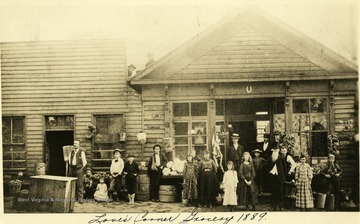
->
[[123, 154, 139, 204], [266, 146, 287, 211], [128, 64, 136, 77], [260, 133, 272, 159], [109, 148, 124, 201], [322, 153, 342, 210], [227, 133, 244, 171], [252, 149, 266, 195], [148, 144, 168, 202], [68, 140, 87, 203]]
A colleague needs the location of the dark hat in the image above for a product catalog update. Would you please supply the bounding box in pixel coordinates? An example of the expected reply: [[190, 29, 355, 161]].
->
[[153, 144, 162, 150], [328, 153, 335, 158], [252, 149, 262, 154], [231, 133, 240, 138], [127, 154, 135, 158], [113, 148, 122, 154]]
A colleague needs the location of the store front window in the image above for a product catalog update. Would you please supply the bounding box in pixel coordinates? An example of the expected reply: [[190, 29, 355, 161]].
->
[[173, 102, 208, 160], [291, 98, 328, 157]]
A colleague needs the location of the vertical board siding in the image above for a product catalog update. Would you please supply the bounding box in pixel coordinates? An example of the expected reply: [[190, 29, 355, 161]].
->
[[1, 39, 143, 175]]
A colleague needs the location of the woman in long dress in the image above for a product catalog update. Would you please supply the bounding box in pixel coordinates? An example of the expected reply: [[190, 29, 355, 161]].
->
[[295, 154, 314, 211], [238, 152, 258, 211], [182, 154, 199, 206], [222, 161, 238, 211]]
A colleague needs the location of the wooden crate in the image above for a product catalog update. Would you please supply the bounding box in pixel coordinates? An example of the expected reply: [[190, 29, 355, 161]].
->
[[28, 175, 77, 213]]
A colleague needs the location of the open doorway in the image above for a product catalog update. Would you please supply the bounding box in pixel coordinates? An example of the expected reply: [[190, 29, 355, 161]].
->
[[45, 131, 74, 176]]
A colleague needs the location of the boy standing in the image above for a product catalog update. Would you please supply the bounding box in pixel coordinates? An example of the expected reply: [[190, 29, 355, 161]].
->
[[109, 149, 124, 201]]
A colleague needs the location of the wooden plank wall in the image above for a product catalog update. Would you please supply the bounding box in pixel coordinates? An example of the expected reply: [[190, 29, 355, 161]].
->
[[333, 93, 358, 190], [1, 39, 142, 175], [141, 86, 166, 161], [173, 26, 327, 80]]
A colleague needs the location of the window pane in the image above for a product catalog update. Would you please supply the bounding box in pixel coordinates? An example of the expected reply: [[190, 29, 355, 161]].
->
[[174, 122, 188, 135], [2, 118, 11, 143], [216, 100, 224, 116], [13, 161, 26, 168], [192, 122, 206, 135], [95, 117, 108, 142], [311, 132, 328, 156], [175, 146, 188, 160], [310, 98, 327, 113], [12, 118, 24, 143], [293, 132, 310, 157], [191, 103, 207, 116], [292, 114, 310, 132], [3, 152, 12, 160], [173, 103, 189, 116], [13, 152, 26, 160], [109, 116, 123, 142], [175, 137, 188, 144], [194, 146, 207, 160], [293, 99, 309, 113]]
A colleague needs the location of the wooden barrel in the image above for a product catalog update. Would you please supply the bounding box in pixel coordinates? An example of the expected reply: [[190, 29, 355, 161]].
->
[[136, 174, 150, 201], [36, 162, 46, 175], [159, 185, 177, 202], [316, 193, 326, 209]]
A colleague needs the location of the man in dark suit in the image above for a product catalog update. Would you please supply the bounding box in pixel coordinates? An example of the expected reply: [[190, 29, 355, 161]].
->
[[148, 144, 168, 202], [260, 133, 272, 159], [266, 146, 287, 211], [227, 133, 244, 171]]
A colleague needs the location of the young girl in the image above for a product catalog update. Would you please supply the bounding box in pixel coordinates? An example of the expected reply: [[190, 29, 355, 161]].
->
[[222, 161, 238, 211], [295, 154, 314, 211], [123, 154, 139, 204], [94, 177, 109, 202], [183, 154, 199, 206], [239, 152, 258, 211], [198, 150, 218, 208]]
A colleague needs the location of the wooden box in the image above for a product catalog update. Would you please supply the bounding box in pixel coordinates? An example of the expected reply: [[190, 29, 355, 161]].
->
[[28, 175, 77, 213]]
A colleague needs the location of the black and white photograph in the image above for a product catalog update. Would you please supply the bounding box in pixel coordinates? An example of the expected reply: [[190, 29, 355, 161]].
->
[[0, 0, 359, 223]]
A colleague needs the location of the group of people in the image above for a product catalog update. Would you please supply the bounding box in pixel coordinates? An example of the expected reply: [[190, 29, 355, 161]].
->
[[68, 132, 343, 211], [68, 141, 139, 204], [181, 132, 343, 211]]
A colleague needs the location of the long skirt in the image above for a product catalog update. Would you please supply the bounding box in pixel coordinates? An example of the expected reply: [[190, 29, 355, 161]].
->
[[296, 181, 314, 208], [238, 180, 258, 206], [199, 171, 218, 200]]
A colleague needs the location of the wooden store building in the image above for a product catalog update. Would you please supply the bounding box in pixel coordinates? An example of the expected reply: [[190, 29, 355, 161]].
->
[[2, 10, 358, 194]]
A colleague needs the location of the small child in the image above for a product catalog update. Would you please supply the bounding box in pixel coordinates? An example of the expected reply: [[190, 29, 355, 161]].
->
[[94, 177, 109, 202], [239, 152, 258, 211], [252, 149, 266, 195], [222, 161, 238, 211], [83, 168, 95, 199], [295, 154, 314, 211], [109, 149, 124, 201], [123, 154, 139, 204], [182, 154, 199, 206]]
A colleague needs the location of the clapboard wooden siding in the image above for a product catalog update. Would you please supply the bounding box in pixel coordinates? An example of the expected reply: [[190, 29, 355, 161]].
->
[[333, 94, 358, 190], [1, 39, 143, 175], [172, 26, 326, 80]]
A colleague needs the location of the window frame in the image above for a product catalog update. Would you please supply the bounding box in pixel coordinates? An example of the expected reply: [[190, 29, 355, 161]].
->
[[92, 114, 125, 172], [2, 116, 26, 174], [289, 97, 329, 160]]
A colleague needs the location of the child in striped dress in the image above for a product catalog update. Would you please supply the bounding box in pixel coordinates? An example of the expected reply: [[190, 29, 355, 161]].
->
[[295, 154, 314, 211]]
